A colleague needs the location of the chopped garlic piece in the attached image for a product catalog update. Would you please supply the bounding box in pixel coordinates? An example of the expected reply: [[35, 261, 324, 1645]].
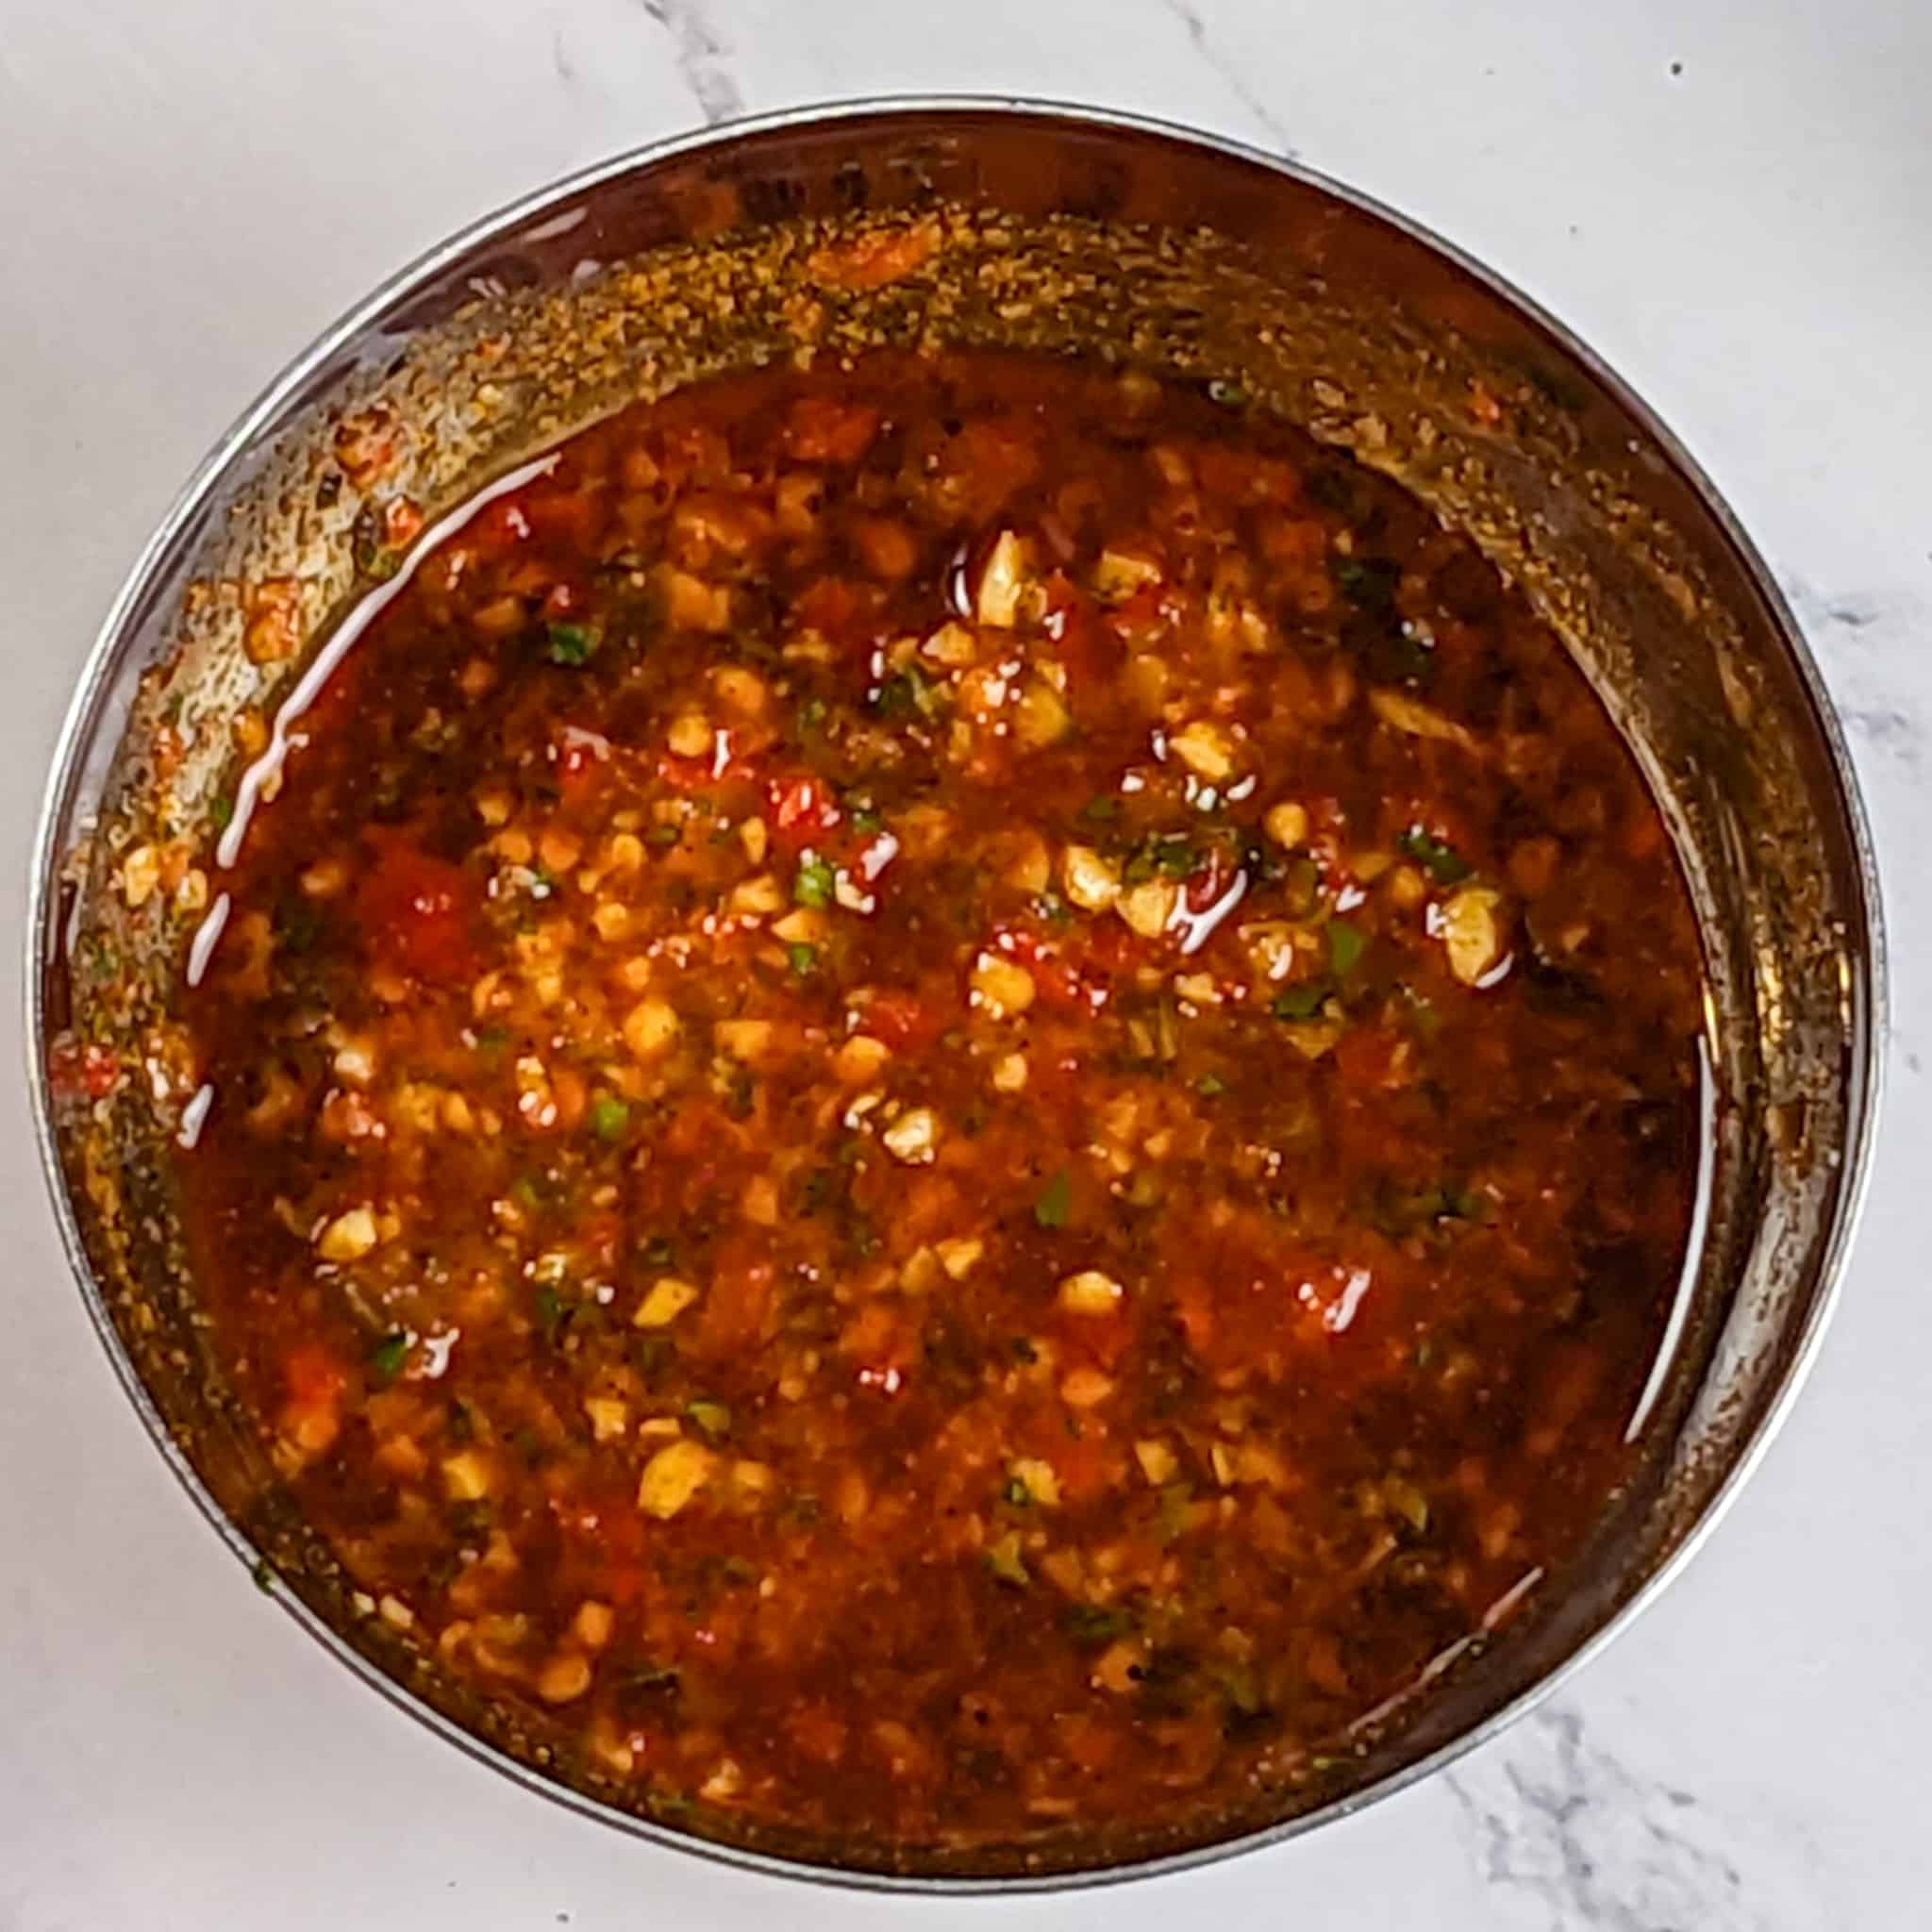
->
[[1009, 1457, 1062, 1507], [975, 529, 1029, 626], [1369, 688, 1475, 748], [441, 1450, 492, 1502], [583, 1395, 629, 1442], [634, 1277, 700, 1328], [1062, 844, 1122, 912], [1093, 546, 1162, 603], [1013, 679, 1072, 748], [1117, 877, 1178, 938], [970, 951, 1036, 1020], [1058, 1270, 1125, 1316], [1170, 719, 1237, 780], [882, 1107, 941, 1165], [638, 1439, 715, 1519], [1440, 886, 1507, 985], [317, 1206, 378, 1262], [1262, 800, 1308, 848], [623, 999, 679, 1060]]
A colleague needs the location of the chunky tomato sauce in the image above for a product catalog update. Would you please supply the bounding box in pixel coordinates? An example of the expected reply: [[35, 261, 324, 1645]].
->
[[178, 351, 1705, 1852]]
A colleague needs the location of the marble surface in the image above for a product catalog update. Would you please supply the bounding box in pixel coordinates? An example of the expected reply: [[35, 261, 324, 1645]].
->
[[2, 4, 1928, 1927]]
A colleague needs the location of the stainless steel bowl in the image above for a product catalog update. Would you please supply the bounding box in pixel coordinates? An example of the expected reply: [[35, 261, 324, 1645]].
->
[[27, 99, 1885, 1890]]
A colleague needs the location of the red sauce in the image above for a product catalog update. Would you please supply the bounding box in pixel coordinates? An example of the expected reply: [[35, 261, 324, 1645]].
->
[[177, 351, 1705, 1854]]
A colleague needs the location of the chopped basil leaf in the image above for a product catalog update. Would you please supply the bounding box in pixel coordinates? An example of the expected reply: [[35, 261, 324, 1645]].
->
[[787, 941, 819, 976], [591, 1095, 630, 1142]]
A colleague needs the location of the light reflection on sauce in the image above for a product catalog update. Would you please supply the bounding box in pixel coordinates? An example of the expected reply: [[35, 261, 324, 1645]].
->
[[189, 453, 563, 985]]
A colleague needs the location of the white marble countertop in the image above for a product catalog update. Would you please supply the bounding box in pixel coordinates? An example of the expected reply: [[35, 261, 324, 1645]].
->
[[3, 4, 1928, 1927]]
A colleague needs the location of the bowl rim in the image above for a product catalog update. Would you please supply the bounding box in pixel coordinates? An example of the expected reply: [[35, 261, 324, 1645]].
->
[[24, 92, 1889, 1894]]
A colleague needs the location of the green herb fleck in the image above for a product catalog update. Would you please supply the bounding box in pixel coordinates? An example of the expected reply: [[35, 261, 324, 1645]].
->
[[1002, 1474, 1032, 1507], [591, 1095, 630, 1143], [1271, 982, 1330, 1022], [533, 1285, 568, 1346], [1326, 918, 1367, 976], [646, 823, 682, 849], [1399, 985, 1441, 1037], [1034, 1169, 1073, 1229], [1333, 554, 1402, 613], [1195, 1072, 1228, 1098], [1066, 1603, 1136, 1646], [1123, 832, 1200, 887], [545, 621, 601, 666], [208, 793, 234, 830], [787, 941, 819, 976], [369, 1331, 409, 1386], [793, 854, 835, 908], [874, 663, 943, 722], [1396, 826, 1473, 885], [251, 1557, 275, 1595], [1033, 891, 1073, 927], [1078, 794, 1122, 823], [619, 1663, 682, 1702]]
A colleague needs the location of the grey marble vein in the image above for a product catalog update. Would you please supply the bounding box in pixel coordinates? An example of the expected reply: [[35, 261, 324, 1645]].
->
[[1780, 575, 1930, 776], [640, 0, 745, 126], [1441, 1703, 1828, 1930], [1159, 0, 1299, 156]]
